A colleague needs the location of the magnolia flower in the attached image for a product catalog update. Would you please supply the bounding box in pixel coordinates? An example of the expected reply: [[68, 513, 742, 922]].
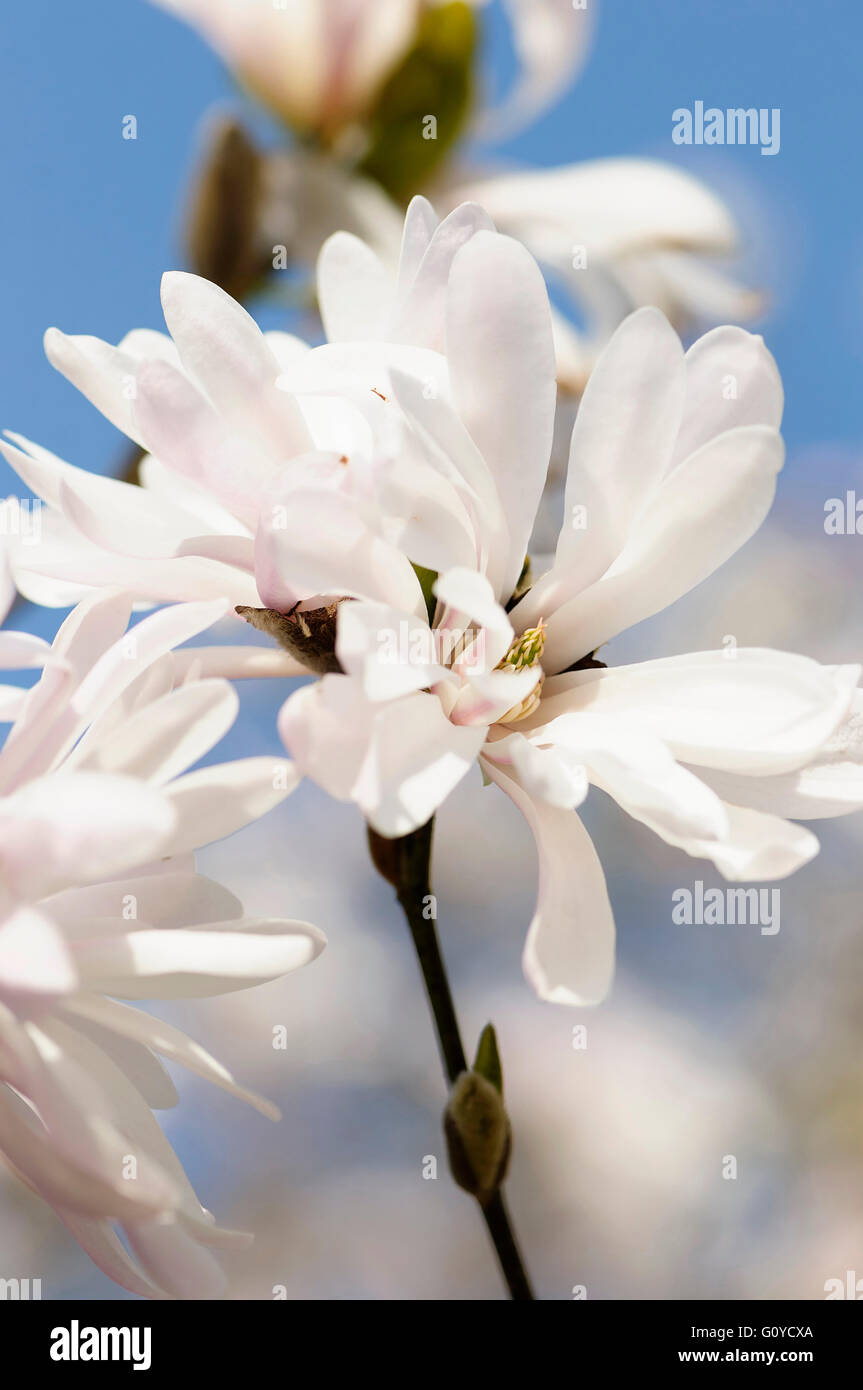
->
[[150, 0, 425, 136], [0, 590, 325, 1296], [150, 0, 592, 138], [0, 206, 503, 615], [271, 223, 863, 1006]]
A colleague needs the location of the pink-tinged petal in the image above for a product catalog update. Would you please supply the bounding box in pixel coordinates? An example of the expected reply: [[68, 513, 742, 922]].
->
[[483, 759, 615, 1006], [43, 328, 148, 446], [537, 652, 861, 777], [388, 366, 508, 585], [0, 1023, 182, 1219], [50, 590, 134, 678], [164, 756, 299, 854], [396, 195, 438, 297], [0, 1085, 176, 1224], [0, 773, 177, 899], [393, 203, 496, 352], [0, 631, 52, 670], [447, 231, 557, 601], [160, 271, 312, 458], [133, 359, 278, 525], [0, 907, 77, 1005], [433, 568, 514, 671], [256, 483, 424, 615], [541, 424, 785, 670], [124, 1216, 227, 1300], [72, 919, 326, 998], [450, 666, 542, 727], [73, 679, 238, 785], [55, 1213, 167, 1299], [44, 872, 243, 933], [63, 995, 279, 1120]]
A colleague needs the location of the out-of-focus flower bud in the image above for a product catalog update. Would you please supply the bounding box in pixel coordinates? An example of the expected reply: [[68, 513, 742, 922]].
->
[[358, 2, 476, 203], [184, 114, 269, 302]]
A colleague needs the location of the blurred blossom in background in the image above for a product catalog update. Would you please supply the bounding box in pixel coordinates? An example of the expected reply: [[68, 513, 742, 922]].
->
[[2, 0, 863, 1298]]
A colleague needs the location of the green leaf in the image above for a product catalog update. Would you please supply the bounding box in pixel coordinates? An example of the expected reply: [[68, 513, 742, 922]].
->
[[358, 2, 477, 204], [413, 563, 438, 623], [473, 1023, 503, 1096]]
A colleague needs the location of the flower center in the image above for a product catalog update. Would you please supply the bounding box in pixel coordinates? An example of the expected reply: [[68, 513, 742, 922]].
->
[[496, 621, 546, 723]]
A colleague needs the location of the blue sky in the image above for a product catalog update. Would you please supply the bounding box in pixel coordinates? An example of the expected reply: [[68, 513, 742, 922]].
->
[[1, 0, 861, 607]]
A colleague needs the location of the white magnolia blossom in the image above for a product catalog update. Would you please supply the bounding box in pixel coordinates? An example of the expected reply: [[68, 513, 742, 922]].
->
[[4, 201, 861, 1013], [1, 206, 503, 613], [149, 0, 592, 137], [272, 207, 863, 1006], [150, 0, 425, 135], [0, 588, 325, 1297]]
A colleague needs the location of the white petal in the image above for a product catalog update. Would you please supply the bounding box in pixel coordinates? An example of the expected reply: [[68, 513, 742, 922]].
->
[[689, 692, 863, 820], [0, 774, 176, 899], [354, 691, 488, 837], [537, 652, 860, 777], [483, 759, 615, 1005], [160, 271, 311, 457], [457, 158, 739, 262], [124, 1217, 226, 1300], [337, 600, 444, 701], [43, 329, 147, 445], [317, 230, 395, 342], [516, 307, 686, 626], [541, 424, 785, 669], [484, 730, 588, 809], [672, 326, 784, 468], [0, 907, 77, 1003], [480, 0, 595, 136], [447, 231, 556, 600], [74, 678, 238, 783], [73, 919, 326, 998], [63, 994, 279, 1120], [666, 802, 819, 881], [165, 756, 299, 854], [393, 202, 496, 351], [255, 480, 424, 615], [534, 710, 729, 842]]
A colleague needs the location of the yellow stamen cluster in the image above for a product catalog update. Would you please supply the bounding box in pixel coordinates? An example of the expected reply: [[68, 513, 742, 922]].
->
[[496, 621, 546, 723]]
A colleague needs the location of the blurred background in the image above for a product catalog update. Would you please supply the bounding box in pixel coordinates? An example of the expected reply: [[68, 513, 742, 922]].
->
[[1, 0, 862, 1299]]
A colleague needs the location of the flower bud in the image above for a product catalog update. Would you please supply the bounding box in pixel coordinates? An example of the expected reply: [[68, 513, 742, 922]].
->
[[184, 114, 268, 303], [444, 1070, 511, 1204]]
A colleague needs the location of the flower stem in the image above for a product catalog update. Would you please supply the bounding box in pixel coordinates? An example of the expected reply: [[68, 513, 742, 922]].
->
[[367, 818, 535, 1301]]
